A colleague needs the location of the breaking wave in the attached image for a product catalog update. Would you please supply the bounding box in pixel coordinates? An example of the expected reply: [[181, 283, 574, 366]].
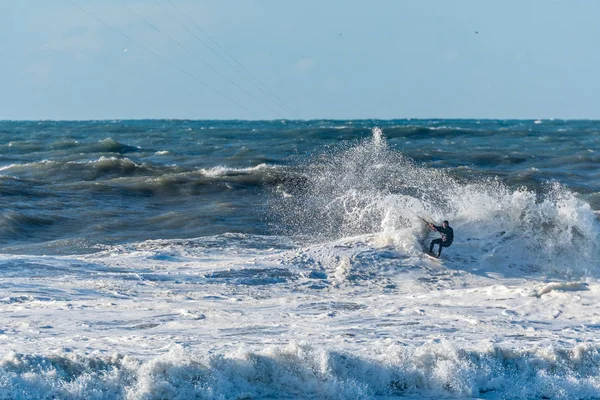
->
[[272, 127, 600, 276], [2, 342, 600, 399]]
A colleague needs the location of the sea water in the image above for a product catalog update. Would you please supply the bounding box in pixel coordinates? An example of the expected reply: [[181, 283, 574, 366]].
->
[[1, 119, 600, 399]]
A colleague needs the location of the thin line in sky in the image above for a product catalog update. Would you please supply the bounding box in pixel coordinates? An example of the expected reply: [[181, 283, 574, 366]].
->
[[153, 0, 296, 119], [166, 0, 301, 119], [66, 0, 257, 117], [116, 0, 284, 119]]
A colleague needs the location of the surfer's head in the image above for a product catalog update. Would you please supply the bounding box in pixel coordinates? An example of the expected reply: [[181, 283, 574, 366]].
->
[[443, 220, 449, 227]]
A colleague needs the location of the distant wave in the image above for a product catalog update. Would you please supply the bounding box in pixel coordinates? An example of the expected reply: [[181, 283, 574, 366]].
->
[[84, 138, 140, 154], [0, 159, 281, 184], [0, 157, 159, 181], [1, 138, 139, 155]]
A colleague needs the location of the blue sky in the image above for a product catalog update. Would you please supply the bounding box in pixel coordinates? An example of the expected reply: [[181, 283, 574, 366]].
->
[[2, 1, 599, 120]]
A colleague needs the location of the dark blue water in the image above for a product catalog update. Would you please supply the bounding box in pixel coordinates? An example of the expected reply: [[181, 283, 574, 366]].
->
[[1, 119, 599, 254]]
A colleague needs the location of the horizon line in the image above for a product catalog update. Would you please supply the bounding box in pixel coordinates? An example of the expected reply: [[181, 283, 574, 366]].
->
[[2, 117, 600, 122]]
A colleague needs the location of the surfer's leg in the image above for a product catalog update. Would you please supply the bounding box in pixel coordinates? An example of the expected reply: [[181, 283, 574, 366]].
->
[[430, 239, 441, 253], [438, 242, 450, 258]]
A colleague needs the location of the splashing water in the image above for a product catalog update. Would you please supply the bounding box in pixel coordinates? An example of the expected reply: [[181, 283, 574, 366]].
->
[[272, 127, 600, 276]]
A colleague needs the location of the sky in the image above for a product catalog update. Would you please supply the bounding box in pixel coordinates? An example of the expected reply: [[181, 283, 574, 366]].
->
[[1, 0, 600, 120]]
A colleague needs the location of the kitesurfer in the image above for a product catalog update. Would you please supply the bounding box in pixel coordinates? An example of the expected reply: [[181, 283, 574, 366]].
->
[[428, 220, 454, 258]]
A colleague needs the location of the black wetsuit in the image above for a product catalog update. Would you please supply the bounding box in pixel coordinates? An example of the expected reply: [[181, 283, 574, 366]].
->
[[429, 225, 454, 256]]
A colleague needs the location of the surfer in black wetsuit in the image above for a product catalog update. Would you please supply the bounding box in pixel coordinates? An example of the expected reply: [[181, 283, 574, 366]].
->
[[428, 220, 453, 258]]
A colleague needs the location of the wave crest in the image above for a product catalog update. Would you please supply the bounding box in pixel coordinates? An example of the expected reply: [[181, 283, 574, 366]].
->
[[2, 342, 600, 399]]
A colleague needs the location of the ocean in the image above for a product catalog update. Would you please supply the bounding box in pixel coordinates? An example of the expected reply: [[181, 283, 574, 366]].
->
[[1, 119, 600, 399]]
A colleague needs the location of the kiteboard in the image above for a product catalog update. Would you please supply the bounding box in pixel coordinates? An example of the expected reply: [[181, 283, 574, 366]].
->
[[422, 249, 444, 263], [424, 251, 439, 260]]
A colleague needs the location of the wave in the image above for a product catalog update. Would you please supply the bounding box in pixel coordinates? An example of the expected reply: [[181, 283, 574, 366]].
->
[[0, 212, 65, 240], [0, 138, 139, 155], [84, 164, 283, 197], [90, 138, 140, 154], [1, 342, 600, 399], [0, 157, 160, 182], [49, 137, 140, 154], [0, 158, 282, 187], [0, 156, 152, 180], [271, 127, 600, 277]]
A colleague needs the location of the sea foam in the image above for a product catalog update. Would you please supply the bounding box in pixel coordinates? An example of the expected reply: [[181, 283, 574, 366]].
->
[[2, 342, 600, 399]]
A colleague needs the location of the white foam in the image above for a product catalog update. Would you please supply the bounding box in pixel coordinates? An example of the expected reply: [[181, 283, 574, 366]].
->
[[200, 163, 274, 177], [2, 230, 600, 398]]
